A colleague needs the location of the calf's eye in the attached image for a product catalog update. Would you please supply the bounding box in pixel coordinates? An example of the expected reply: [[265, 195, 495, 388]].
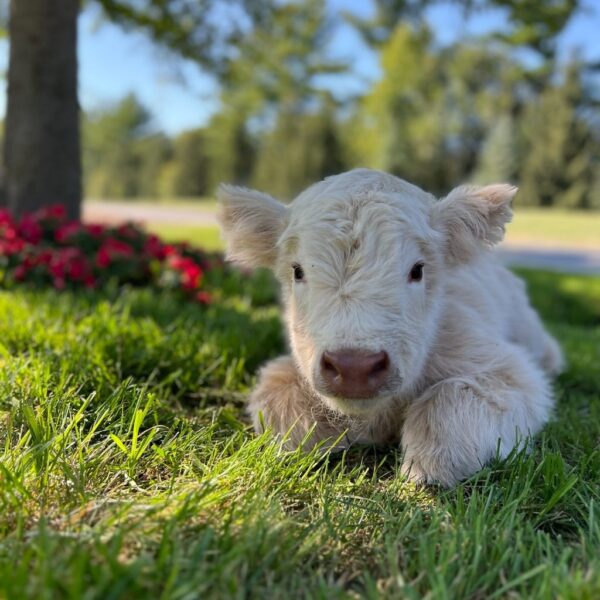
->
[[409, 262, 424, 283], [292, 263, 305, 282]]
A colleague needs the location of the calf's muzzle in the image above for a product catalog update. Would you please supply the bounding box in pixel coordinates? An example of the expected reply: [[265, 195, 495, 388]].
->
[[320, 349, 390, 399]]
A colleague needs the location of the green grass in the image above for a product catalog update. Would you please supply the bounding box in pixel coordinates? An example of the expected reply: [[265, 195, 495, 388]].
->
[[0, 268, 599, 599], [147, 223, 224, 251], [508, 209, 600, 248]]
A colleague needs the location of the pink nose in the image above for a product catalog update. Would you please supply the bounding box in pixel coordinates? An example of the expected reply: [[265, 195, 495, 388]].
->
[[320, 349, 390, 399]]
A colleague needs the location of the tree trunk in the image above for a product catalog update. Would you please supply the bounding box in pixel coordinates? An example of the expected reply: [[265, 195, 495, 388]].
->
[[3, 0, 81, 219]]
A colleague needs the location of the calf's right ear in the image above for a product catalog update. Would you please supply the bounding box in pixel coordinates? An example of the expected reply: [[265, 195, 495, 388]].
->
[[216, 184, 289, 269]]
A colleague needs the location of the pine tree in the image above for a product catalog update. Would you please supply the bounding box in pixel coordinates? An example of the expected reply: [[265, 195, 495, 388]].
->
[[472, 115, 519, 184], [162, 129, 209, 197], [253, 101, 346, 199], [518, 61, 598, 209]]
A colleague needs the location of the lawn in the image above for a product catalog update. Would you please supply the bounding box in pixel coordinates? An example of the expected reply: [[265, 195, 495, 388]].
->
[[148, 224, 224, 251], [507, 209, 600, 249], [0, 267, 599, 598]]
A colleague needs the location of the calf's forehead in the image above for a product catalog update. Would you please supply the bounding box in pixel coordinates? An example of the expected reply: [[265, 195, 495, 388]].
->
[[282, 187, 435, 254]]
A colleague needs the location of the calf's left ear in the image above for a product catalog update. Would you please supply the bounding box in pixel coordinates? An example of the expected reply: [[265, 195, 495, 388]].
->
[[217, 184, 289, 269], [431, 184, 517, 265]]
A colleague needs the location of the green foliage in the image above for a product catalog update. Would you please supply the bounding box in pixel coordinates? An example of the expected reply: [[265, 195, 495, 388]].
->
[[215, 0, 347, 195], [489, 0, 580, 59], [345, 17, 599, 202], [83, 0, 350, 199], [135, 133, 173, 198], [0, 4, 6, 39], [78, 1, 599, 208], [0, 268, 599, 597], [203, 110, 255, 192], [94, 0, 274, 74], [219, 0, 345, 111], [158, 129, 209, 197], [346, 0, 582, 60], [344, 0, 432, 47], [349, 26, 520, 194], [253, 100, 346, 199], [84, 94, 157, 198], [518, 61, 600, 209], [472, 114, 519, 184]]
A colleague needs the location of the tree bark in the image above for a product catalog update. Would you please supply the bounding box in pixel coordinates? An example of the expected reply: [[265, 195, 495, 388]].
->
[[3, 0, 81, 219]]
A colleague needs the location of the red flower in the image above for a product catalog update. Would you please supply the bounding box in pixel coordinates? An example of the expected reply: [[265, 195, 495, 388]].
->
[[144, 235, 169, 260], [45, 247, 93, 284], [13, 264, 28, 281], [96, 246, 110, 268], [55, 221, 82, 243], [22, 255, 37, 270], [169, 255, 203, 290], [83, 274, 96, 289], [1, 225, 18, 241], [96, 238, 134, 267], [37, 250, 53, 265], [0, 238, 25, 256], [17, 215, 43, 244], [195, 291, 212, 304], [2, 206, 217, 304], [117, 223, 141, 239], [49, 257, 65, 279], [68, 255, 89, 281], [84, 224, 106, 238], [37, 204, 67, 222], [0, 210, 14, 228], [162, 244, 177, 258]]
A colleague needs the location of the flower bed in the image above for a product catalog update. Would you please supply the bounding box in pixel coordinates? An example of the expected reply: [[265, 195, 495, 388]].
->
[[0, 204, 218, 303]]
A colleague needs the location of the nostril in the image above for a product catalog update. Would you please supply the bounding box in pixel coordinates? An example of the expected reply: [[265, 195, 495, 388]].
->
[[370, 352, 389, 376], [321, 352, 340, 376]]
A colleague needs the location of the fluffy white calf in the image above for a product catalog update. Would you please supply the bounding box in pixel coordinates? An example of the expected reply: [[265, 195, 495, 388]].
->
[[217, 169, 563, 487]]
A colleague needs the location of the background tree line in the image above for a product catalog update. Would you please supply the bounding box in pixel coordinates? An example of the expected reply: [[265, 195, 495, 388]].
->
[[3, 0, 600, 213], [82, 0, 600, 209]]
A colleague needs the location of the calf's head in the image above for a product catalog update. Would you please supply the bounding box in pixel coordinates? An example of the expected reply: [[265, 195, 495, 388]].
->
[[218, 169, 515, 416]]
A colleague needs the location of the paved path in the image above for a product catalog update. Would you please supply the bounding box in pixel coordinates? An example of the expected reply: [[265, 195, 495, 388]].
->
[[84, 201, 600, 275], [497, 246, 600, 275], [84, 201, 218, 226]]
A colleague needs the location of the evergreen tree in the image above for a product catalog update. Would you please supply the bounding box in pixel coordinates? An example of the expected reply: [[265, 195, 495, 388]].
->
[[135, 134, 172, 197], [160, 129, 209, 197], [83, 94, 153, 198], [213, 0, 345, 195], [349, 25, 517, 194], [204, 111, 255, 193], [253, 100, 346, 199], [472, 115, 519, 184], [519, 61, 599, 209]]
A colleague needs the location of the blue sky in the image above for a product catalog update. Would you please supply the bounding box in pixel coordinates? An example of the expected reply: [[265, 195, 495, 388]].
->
[[1, 1, 599, 135]]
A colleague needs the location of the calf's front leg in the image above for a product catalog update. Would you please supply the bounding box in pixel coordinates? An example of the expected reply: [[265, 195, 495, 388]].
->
[[401, 350, 553, 487], [248, 356, 350, 451]]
